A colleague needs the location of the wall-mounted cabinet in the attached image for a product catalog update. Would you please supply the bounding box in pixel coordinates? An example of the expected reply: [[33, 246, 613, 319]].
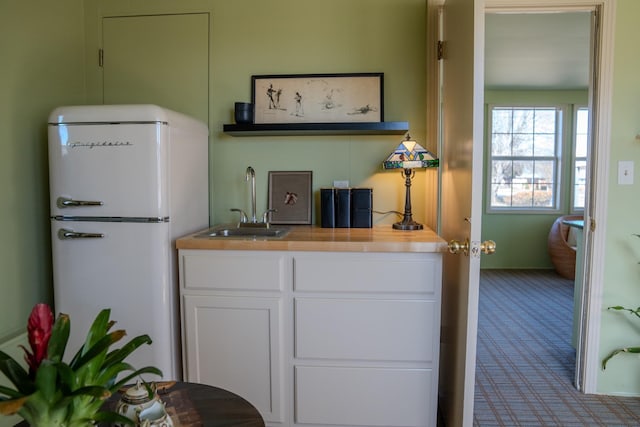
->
[[222, 121, 409, 136]]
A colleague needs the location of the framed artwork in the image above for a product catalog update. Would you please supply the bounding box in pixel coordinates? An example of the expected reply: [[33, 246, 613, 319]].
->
[[252, 73, 383, 124], [268, 171, 313, 224]]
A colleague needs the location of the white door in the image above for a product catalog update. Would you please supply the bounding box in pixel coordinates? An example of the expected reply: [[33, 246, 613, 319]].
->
[[102, 13, 209, 125], [438, 0, 486, 426]]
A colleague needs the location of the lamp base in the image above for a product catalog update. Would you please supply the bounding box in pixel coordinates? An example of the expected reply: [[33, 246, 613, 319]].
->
[[392, 219, 424, 231]]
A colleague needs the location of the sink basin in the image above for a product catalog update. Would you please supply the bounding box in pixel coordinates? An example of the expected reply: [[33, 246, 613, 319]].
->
[[197, 224, 290, 239]]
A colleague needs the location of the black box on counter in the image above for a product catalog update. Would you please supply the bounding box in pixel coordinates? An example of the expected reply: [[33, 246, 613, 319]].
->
[[320, 188, 336, 228], [320, 188, 372, 228], [351, 188, 373, 228], [335, 188, 351, 228]]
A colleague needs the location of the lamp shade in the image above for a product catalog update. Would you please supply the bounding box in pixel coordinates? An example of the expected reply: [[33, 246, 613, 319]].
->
[[382, 135, 439, 169]]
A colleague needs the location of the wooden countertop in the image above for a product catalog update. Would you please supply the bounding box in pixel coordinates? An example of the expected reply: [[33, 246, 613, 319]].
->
[[176, 225, 447, 253]]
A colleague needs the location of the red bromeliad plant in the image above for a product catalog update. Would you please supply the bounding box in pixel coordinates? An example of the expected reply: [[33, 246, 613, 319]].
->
[[0, 304, 161, 426], [22, 304, 54, 378]]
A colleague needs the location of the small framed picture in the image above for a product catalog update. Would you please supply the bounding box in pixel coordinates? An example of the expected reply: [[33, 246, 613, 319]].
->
[[268, 171, 313, 224]]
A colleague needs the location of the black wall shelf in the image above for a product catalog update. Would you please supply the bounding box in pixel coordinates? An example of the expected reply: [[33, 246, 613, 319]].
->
[[223, 121, 409, 136]]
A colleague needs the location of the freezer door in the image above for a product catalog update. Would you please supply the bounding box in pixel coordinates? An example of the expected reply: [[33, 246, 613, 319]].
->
[[48, 122, 169, 218], [50, 220, 179, 380]]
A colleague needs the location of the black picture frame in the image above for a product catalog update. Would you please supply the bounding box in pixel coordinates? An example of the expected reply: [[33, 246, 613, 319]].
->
[[268, 171, 313, 225], [252, 73, 384, 124]]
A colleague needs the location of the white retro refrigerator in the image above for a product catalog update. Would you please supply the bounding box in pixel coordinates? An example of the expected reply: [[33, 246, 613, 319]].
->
[[48, 105, 209, 380]]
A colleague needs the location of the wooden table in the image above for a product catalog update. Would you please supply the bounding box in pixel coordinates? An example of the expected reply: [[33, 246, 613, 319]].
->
[[15, 382, 265, 427], [137, 382, 264, 426]]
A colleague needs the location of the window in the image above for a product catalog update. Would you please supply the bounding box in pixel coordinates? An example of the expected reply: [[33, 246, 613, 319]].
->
[[488, 106, 562, 211], [572, 107, 589, 211]]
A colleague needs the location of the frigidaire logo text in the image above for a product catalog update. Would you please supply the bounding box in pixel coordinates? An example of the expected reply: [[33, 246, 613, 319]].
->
[[70, 141, 133, 149]]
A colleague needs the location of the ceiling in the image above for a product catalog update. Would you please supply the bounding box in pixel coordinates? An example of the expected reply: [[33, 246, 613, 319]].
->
[[484, 12, 592, 90]]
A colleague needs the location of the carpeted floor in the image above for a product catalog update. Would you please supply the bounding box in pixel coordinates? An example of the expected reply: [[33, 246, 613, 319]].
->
[[474, 269, 640, 426]]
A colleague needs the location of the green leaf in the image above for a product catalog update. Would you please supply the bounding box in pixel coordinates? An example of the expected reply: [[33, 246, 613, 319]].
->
[[70, 330, 126, 372], [111, 366, 163, 391], [68, 385, 111, 399], [103, 334, 152, 367], [0, 384, 22, 399], [602, 347, 640, 370], [53, 362, 76, 391], [47, 313, 70, 362], [0, 351, 33, 395], [34, 360, 58, 402], [95, 362, 133, 385], [84, 309, 112, 353]]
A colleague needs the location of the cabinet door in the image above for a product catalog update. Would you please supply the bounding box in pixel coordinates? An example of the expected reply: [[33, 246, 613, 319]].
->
[[182, 295, 283, 423]]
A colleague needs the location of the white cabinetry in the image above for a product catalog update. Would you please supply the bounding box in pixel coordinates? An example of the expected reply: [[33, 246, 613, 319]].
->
[[180, 250, 286, 424], [292, 252, 442, 427], [179, 249, 442, 427]]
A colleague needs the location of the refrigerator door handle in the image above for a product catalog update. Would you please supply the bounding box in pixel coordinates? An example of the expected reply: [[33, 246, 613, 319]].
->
[[57, 228, 104, 240], [57, 196, 104, 208]]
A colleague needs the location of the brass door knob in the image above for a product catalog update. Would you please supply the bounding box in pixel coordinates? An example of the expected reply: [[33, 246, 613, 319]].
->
[[448, 239, 496, 256], [481, 240, 497, 255], [448, 239, 469, 256]]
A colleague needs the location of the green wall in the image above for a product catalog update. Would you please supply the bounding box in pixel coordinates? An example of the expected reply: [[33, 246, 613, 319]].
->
[[481, 90, 588, 269], [597, 0, 640, 396], [0, 0, 86, 342], [208, 0, 428, 227], [0, 2, 86, 425], [84, 0, 430, 228]]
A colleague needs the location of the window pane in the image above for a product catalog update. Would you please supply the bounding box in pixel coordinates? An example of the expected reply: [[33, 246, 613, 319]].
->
[[534, 134, 555, 156], [574, 159, 587, 209], [492, 109, 513, 133], [575, 134, 588, 157], [511, 160, 533, 207], [534, 109, 557, 133], [492, 134, 512, 156], [513, 160, 532, 182], [492, 160, 513, 183], [576, 108, 589, 134], [533, 160, 554, 207], [511, 183, 533, 207], [575, 107, 589, 157], [572, 108, 589, 211], [491, 183, 511, 206], [512, 134, 533, 156], [513, 109, 533, 133]]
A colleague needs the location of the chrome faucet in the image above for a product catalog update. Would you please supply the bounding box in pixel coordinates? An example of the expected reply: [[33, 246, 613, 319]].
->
[[230, 166, 277, 227], [246, 166, 257, 223]]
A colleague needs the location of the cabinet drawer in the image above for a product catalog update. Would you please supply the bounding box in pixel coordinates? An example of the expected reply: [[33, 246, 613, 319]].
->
[[295, 298, 437, 362], [295, 365, 433, 426], [180, 250, 287, 291], [293, 252, 441, 294]]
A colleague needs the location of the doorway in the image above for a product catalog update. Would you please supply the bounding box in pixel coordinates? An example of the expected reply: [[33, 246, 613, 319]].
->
[[482, 0, 616, 397]]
